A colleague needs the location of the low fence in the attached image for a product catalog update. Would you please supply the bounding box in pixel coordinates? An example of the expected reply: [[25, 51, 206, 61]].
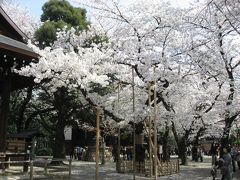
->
[[1, 156, 180, 178], [0, 159, 34, 179], [0, 157, 72, 180], [119, 159, 180, 176], [157, 160, 180, 176], [0, 152, 30, 172]]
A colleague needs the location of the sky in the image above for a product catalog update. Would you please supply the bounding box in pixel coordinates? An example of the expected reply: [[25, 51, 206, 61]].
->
[[17, 0, 194, 20], [17, 0, 47, 19]]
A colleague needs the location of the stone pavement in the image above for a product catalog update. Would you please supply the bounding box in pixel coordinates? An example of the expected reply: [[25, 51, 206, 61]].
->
[[0, 156, 240, 179]]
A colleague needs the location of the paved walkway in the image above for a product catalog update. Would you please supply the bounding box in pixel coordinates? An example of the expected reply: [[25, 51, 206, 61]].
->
[[1, 156, 240, 179]]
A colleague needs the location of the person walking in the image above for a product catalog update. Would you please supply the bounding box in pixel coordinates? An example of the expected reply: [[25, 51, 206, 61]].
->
[[211, 142, 219, 165], [229, 144, 237, 172], [236, 146, 240, 170], [198, 146, 204, 162], [221, 147, 233, 180], [192, 145, 198, 162], [126, 146, 132, 161]]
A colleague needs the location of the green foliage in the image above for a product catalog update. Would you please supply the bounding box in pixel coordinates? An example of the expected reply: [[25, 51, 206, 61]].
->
[[234, 139, 240, 145], [35, 0, 89, 46], [35, 20, 67, 46], [36, 148, 53, 156], [41, 0, 88, 28], [229, 128, 240, 145], [7, 121, 17, 134], [8, 88, 33, 133], [37, 87, 94, 127]]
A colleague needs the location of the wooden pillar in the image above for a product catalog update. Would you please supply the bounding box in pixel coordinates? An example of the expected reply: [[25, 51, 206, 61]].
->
[[101, 135, 105, 165], [116, 127, 121, 172], [0, 80, 11, 153], [132, 67, 136, 180], [101, 113, 106, 165], [148, 82, 152, 177], [29, 160, 33, 180], [95, 108, 100, 180], [116, 82, 121, 172], [69, 157, 72, 177], [153, 67, 158, 179], [44, 159, 48, 175]]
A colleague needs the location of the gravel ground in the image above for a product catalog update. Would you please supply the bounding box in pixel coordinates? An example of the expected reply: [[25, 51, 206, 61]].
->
[[1, 156, 240, 180]]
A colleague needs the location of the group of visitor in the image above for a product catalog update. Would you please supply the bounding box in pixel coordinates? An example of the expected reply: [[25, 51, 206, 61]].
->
[[73, 146, 86, 160], [211, 142, 240, 180], [191, 145, 204, 162], [120, 146, 133, 161], [112, 145, 133, 162]]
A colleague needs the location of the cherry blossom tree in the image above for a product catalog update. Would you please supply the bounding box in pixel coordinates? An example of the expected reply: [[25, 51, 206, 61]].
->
[[186, 0, 240, 151], [74, 0, 213, 164], [15, 0, 240, 165], [1, 0, 39, 38], [74, 0, 240, 163]]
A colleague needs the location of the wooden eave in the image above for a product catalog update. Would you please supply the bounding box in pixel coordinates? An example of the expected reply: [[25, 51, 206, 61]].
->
[[0, 35, 38, 59], [0, 6, 28, 42]]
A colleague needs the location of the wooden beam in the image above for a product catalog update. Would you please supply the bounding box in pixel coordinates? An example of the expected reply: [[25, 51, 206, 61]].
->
[[0, 80, 11, 152]]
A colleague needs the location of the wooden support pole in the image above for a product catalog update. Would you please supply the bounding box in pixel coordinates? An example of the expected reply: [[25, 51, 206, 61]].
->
[[95, 108, 100, 180], [116, 82, 121, 172], [143, 122, 161, 166], [44, 159, 48, 176], [153, 66, 158, 179], [101, 135, 105, 165], [29, 160, 33, 180], [69, 157, 72, 177], [117, 127, 121, 172], [132, 67, 136, 180], [148, 82, 152, 178]]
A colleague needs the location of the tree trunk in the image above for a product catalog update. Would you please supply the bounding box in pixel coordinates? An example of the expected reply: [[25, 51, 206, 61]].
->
[[220, 119, 234, 157], [220, 78, 236, 156], [52, 120, 66, 165], [193, 126, 206, 146], [162, 123, 170, 162], [16, 86, 33, 132], [51, 88, 68, 165], [171, 121, 188, 165], [178, 139, 187, 165]]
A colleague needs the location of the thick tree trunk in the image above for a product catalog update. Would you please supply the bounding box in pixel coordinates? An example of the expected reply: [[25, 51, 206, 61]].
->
[[171, 121, 189, 165], [221, 122, 231, 146], [218, 29, 237, 156], [178, 139, 187, 165], [162, 123, 170, 162], [52, 88, 68, 165], [193, 126, 206, 146], [52, 120, 66, 165], [220, 117, 236, 157], [219, 75, 236, 156]]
